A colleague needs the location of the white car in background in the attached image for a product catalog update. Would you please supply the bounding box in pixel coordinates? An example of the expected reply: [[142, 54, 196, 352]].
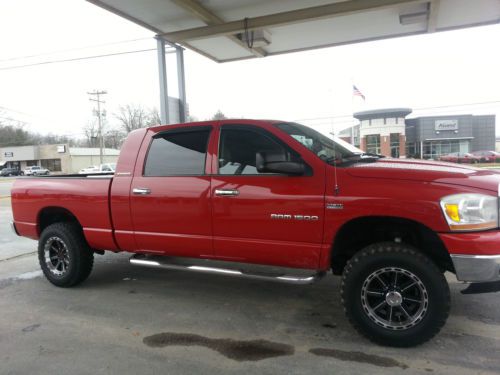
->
[[78, 163, 116, 174], [24, 166, 50, 176]]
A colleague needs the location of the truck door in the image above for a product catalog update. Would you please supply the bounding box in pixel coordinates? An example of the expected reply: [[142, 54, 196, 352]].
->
[[129, 126, 213, 257], [211, 124, 325, 269]]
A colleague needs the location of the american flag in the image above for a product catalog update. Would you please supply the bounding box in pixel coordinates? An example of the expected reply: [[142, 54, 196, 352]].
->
[[353, 85, 365, 100]]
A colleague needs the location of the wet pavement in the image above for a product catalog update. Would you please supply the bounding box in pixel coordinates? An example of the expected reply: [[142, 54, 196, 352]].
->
[[1, 182, 499, 374]]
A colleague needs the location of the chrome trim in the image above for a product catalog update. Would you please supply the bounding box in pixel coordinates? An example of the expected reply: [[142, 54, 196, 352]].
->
[[116, 172, 131, 176], [10, 221, 19, 236], [451, 254, 500, 282], [214, 189, 239, 197], [130, 255, 321, 285], [44, 236, 70, 277], [326, 203, 344, 210], [132, 187, 151, 195], [361, 267, 428, 331]]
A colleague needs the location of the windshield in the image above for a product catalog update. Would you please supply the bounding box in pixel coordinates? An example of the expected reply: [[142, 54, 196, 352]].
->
[[275, 122, 364, 163]]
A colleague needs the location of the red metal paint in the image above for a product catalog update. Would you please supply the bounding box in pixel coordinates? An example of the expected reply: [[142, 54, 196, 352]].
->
[[10, 119, 500, 271]]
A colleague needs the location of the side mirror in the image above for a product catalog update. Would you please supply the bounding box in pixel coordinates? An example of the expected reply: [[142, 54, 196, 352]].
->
[[256, 152, 305, 175]]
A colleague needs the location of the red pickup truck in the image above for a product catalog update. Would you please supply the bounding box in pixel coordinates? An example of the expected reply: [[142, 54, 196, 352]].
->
[[10, 119, 500, 347]]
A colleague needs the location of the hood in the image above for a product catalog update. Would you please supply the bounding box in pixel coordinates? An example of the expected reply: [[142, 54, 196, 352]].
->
[[346, 158, 500, 192]]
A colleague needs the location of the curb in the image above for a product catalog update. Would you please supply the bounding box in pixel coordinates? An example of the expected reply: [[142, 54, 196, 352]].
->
[[0, 196, 11, 199]]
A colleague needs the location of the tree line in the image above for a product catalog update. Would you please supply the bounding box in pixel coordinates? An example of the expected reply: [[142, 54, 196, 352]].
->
[[0, 106, 227, 149]]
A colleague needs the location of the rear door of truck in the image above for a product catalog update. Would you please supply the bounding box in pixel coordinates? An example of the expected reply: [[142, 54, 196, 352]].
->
[[128, 124, 214, 257]]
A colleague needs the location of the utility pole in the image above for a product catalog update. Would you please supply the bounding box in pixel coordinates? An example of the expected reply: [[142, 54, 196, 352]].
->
[[88, 90, 107, 165]]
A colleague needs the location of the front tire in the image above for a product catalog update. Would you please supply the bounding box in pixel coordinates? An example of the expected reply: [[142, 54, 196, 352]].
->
[[38, 223, 94, 287], [341, 242, 450, 347]]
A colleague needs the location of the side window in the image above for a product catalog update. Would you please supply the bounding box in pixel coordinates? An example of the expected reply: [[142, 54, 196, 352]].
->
[[144, 129, 211, 176], [218, 128, 297, 175]]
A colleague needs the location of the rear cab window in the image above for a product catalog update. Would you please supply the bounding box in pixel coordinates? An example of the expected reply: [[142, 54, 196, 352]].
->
[[144, 127, 211, 176]]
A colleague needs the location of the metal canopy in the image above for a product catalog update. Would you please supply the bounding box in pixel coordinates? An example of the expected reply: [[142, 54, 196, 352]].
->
[[88, 0, 499, 63]]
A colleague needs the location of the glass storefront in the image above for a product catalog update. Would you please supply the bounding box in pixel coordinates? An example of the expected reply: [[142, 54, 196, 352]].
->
[[366, 134, 381, 155], [423, 139, 470, 159], [390, 133, 400, 158]]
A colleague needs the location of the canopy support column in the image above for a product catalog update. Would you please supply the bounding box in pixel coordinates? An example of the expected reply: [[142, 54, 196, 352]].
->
[[156, 36, 170, 125], [175, 46, 187, 123]]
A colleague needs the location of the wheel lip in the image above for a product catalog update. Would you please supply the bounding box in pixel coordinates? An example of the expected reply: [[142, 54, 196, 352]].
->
[[360, 266, 429, 331], [44, 236, 71, 277]]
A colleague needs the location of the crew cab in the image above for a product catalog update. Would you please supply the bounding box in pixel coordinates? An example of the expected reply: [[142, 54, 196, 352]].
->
[[10, 119, 500, 347]]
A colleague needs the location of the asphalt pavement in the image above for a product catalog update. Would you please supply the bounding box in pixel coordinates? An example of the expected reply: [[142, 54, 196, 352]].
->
[[1, 178, 499, 374]]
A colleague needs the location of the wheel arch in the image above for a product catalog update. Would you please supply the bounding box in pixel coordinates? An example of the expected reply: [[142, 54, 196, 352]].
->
[[330, 216, 453, 275], [38, 206, 83, 235]]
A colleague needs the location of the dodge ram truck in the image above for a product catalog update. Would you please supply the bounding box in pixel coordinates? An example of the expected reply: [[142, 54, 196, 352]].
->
[[10, 119, 500, 347]]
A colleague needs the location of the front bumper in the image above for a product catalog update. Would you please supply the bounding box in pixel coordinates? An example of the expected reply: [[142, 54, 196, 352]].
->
[[440, 231, 500, 282], [451, 254, 500, 282]]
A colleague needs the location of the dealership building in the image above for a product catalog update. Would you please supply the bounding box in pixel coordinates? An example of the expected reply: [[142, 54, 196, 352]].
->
[[339, 108, 496, 159], [0, 144, 120, 174]]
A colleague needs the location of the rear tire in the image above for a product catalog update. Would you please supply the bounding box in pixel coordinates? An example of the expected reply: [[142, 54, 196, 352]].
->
[[38, 223, 94, 287], [341, 242, 450, 347]]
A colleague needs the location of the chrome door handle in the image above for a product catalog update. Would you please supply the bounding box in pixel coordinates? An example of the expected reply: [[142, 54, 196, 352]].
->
[[132, 187, 151, 195], [215, 189, 239, 197]]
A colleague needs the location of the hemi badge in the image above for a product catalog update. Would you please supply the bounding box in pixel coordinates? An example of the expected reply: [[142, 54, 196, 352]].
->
[[326, 203, 344, 210]]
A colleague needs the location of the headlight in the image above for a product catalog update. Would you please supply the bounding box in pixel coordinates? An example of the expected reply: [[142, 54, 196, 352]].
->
[[440, 194, 498, 231]]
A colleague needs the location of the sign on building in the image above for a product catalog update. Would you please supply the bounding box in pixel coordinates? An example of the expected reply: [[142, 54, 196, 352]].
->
[[4, 152, 13, 157], [435, 120, 458, 131]]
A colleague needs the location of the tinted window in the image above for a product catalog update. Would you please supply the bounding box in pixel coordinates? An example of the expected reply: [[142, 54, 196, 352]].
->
[[144, 129, 210, 176], [218, 127, 297, 175]]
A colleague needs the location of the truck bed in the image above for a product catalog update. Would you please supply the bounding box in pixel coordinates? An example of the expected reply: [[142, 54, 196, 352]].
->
[[11, 175, 117, 251]]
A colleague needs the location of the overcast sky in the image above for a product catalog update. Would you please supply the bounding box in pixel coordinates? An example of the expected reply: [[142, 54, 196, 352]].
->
[[0, 0, 499, 139]]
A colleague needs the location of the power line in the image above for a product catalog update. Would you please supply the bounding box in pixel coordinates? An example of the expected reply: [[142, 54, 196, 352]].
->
[[0, 48, 156, 71], [0, 37, 152, 63]]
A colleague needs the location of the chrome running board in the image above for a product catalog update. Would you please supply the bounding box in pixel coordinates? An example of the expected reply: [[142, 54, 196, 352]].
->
[[130, 254, 323, 285]]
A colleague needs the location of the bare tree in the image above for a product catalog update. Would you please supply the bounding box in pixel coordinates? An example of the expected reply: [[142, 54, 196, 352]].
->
[[211, 110, 227, 120], [147, 107, 161, 127], [114, 104, 150, 133], [83, 120, 99, 147], [0, 111, 32, 146], [104, 129, 125, 149]]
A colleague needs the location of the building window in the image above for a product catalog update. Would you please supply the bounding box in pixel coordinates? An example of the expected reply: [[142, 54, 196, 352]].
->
[[390, 133, 400, 158], [383, 118, 387, 125], [366, 134, 381, 155], [27, 160, 38, 167], [395, 117, 399, 124], [41, 159, 62, 172], [422, 140, 470, 159]]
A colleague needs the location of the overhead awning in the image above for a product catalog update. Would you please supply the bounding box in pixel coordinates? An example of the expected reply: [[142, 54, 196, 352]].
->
[[87, 0, 500, 63]]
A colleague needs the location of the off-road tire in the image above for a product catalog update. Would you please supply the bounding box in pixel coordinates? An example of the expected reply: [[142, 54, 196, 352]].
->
[[38, 222, 94, 287], [341, 242, 450, 347]]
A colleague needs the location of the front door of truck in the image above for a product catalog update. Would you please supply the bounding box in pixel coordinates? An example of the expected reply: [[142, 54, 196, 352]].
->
[[211, 124, 325, 269], [130, 126, 213, 258]]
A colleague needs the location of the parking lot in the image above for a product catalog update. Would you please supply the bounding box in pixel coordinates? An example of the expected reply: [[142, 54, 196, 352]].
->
[[1, 178, 500, 374]]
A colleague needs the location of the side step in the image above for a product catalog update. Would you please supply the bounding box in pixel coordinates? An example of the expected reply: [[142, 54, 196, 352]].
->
[[130, 254, 323, 285]]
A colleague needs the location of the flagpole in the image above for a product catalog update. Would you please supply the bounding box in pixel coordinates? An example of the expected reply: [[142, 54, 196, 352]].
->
[[351, 80, 355, 146]]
